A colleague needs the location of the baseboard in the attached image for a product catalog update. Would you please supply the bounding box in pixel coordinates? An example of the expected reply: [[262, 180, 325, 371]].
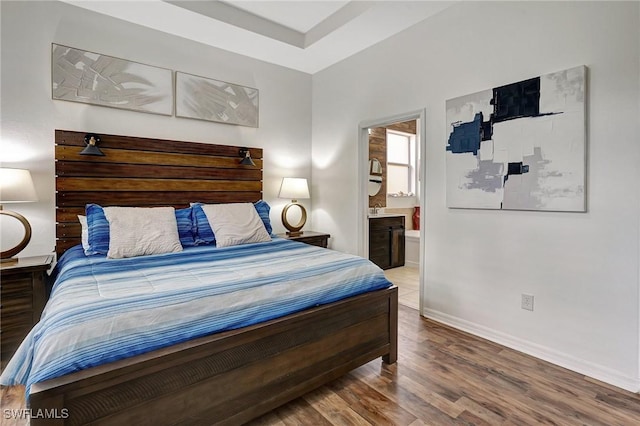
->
[[423, 308, 640, 393], [404, 260, 419, 268]]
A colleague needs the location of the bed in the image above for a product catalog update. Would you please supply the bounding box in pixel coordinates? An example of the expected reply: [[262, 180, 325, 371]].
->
[[1, 130, 398, 425]]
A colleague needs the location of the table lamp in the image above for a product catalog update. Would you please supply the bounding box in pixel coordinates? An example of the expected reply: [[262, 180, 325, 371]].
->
[[0, 168, 38, 262], [278, 177, 310, 236]]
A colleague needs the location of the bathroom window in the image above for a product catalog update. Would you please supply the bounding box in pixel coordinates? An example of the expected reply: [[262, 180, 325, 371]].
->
[[387, 130, 416, 196]]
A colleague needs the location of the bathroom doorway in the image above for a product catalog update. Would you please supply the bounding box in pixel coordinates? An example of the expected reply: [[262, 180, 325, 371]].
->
[[357, 109, 426, 313]]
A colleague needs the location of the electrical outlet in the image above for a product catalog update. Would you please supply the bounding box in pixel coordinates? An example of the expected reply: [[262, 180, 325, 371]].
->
[[521, 294, 534, 311]]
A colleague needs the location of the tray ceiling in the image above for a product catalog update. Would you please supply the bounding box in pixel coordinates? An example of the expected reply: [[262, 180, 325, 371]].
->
[[60, 0, 454, 74]]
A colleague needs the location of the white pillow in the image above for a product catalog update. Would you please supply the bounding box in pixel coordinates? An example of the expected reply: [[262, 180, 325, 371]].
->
[[78, 215, 89, 252], [103, 206, 183, 259], [200, 203, 271, 248]]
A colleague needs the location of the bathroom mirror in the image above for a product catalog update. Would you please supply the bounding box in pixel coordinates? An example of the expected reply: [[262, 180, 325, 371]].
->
[[368, 158, 383, 196]]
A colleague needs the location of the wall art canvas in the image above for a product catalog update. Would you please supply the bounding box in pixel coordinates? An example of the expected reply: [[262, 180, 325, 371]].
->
[[175, 72, 259, 127], [52, 44, 173, 115], [445, 65, 586, 212]]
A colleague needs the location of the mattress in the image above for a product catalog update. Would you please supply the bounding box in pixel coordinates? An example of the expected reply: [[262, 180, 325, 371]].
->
[[0, 238, 392, 394]]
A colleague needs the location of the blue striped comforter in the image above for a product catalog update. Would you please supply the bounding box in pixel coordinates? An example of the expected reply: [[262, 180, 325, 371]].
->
[[0, 238, 391, 394]]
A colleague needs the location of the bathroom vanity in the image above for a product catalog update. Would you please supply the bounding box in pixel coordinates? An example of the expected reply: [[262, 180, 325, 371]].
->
[[369, 215, 405, 270]]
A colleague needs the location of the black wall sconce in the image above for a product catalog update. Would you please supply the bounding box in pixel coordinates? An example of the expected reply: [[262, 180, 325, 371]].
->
[[81, 133, 105, 156], [239, 148, 256, 166]]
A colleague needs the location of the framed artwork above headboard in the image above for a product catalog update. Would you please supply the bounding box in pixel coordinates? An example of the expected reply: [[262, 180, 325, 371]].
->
[[55, 129, 263, 255]]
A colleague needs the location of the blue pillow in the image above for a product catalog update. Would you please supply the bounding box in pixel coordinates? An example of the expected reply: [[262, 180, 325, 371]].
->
[[191, 203, 216, 245], [86, 204, 197, 253], [85, 203, 110, 255], [175, 207, 196, 247], [191, 201, 273, 245], [253, 200, 273, 236]]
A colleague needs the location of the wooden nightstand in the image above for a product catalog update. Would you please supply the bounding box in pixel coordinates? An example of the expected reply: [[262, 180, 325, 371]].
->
[[0, 255, 53, 363], [277, 231, 331, 248]]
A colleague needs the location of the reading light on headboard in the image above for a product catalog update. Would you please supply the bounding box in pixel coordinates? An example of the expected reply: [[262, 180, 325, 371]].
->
[[81, 133, 105, 156], [239, 148, 256, 166]]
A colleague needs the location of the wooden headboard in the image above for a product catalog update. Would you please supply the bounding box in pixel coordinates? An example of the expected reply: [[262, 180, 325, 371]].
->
[[55, 130, 263, 256]]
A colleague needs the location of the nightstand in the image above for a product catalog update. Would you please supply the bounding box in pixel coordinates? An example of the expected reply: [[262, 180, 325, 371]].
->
[[0, 255, 53, 363], [277, 231, 331, 248]]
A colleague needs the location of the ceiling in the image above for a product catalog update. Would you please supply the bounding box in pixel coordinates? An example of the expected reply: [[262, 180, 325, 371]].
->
[[60, 0, 455, 74]]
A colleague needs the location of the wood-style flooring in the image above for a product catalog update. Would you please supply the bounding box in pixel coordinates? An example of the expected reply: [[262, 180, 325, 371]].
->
[[247, 305, 640, 425], [3, 305, 640, 425]]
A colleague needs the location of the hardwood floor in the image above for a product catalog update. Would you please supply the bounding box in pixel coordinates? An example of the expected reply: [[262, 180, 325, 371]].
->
[[251, 305, 640, 425], [3, 305, 640, 425]]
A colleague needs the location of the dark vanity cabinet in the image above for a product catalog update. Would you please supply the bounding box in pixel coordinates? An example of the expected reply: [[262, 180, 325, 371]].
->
[[369, 216, 405, 270]]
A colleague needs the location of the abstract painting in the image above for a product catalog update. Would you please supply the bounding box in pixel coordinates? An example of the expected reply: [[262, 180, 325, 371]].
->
[[446, 66, 586, 212], [175, 72, 259, 127], [52, 44, 173, 115]]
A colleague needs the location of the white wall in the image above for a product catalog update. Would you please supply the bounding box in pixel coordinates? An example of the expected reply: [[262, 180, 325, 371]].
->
[[312, 1, 640, 391], [3, 0, 639, 394], [0, 0, 312, 256]]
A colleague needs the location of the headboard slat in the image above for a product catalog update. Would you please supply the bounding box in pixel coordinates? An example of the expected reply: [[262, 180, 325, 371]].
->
[[55, 130, 263, 158], [57, 178, 261, 192], [56, 162, 262, 181], [55, 130, 263, 256], [56, 191, 263, 207], [57, 223, 81, 238], [55, 146, 263, 169]]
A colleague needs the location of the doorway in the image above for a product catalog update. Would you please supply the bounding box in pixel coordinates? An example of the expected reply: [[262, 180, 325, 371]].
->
[[357, 109, 426, 313]]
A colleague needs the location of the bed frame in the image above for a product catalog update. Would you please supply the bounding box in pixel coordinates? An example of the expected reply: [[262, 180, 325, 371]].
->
[[27, 130, 398, 425]]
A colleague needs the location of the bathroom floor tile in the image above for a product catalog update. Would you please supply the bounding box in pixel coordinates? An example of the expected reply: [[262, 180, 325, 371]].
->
[[383, 266, 419, 309]]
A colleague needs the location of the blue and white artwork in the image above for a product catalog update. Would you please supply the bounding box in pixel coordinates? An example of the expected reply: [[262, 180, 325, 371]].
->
[[446, 66, 586, 211]]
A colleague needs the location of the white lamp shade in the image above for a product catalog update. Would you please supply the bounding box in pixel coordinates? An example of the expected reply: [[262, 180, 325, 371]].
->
[[0, 168, 38, 203], [278, 177, 310, 200]]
